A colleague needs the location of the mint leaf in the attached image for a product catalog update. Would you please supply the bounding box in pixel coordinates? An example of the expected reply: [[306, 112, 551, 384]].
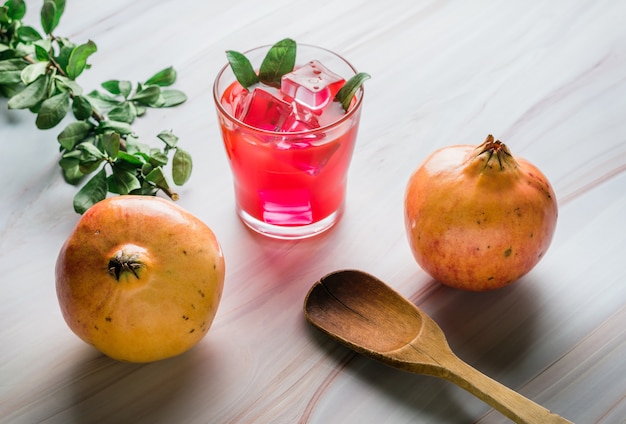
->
[[334, 72, 370, 112], [145, 66, 177, 87], [258, 38, 296, 87], [226, 50, 259, 89]]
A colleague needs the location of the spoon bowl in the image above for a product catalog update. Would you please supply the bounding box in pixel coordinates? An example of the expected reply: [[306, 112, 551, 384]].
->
[[304, 270, 572, 424]]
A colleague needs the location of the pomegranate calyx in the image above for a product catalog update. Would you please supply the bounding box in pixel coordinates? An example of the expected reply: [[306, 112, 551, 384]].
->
[[475, 134, 517, 171], [108, 248, 146, 281]]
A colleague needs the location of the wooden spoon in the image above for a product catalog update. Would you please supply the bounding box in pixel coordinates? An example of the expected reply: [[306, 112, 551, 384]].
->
[[303, 270, 573, 424]]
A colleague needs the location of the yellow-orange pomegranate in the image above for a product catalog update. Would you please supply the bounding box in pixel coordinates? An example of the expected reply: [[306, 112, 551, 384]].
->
[[56, 196, 225, 362], [404, 135, 558, 291]]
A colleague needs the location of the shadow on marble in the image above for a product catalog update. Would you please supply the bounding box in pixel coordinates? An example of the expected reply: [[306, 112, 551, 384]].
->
[[420, 275, 541, 382], [61, 343, 221, 423], [303, 322, 481, 422]]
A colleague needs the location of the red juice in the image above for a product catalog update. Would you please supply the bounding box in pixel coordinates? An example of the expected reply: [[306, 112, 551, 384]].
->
[[219, 81, 361, 224]]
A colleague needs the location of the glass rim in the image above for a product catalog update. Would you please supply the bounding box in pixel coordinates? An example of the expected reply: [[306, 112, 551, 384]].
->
[[212, 43, 365, 135]]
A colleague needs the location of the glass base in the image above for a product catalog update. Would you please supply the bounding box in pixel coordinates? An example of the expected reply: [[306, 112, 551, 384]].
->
[[238, 207, 342, 240]]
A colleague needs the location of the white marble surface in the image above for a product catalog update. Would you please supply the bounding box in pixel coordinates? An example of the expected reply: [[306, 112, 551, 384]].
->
[[1, 0, 625, 423]]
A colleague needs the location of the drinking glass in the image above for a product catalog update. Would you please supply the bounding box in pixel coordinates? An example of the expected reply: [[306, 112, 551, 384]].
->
[[213, 44, 364, 239]]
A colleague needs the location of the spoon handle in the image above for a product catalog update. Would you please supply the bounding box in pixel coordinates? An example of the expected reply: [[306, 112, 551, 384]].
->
[[439, 351, 573, 423]]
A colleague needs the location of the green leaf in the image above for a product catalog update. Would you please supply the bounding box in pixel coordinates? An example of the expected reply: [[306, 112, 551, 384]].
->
[[135, 103, 147, 117], [36, 91, 70, 129], [145, 167, 169, 188], [40, 0, 64, 35], [334, 72, 370, 112], [258, 38, 296, 87], [145, 66, 176, 87], [54, 43, 74, 71], [226, 50, 259, 89], [107, 101, 136, 123], [72, 95, 93, 120], [149, 150, 168, 167], [0, 81, 24, 97], [101, 79, 132, 97], [125, 134, 150, 155], [0, 58, 26, 84], [66, 40, 97, 80], [5, 0, 26, 20], [77, 140, 105, 159], [73, 168, 107, 214], [129, 85, 161, 106], [52, 0, 66, 27], [100, 131, 120, 158], [21, 61, 48, 84], [0, 8, 8, 25], [141, 163, 154, 176], [108, 165, 140, 195], [40, 0, 57, 35], [173, 148, 192, 185], [78, 157, 104, 174], [117, 151, 146, 167], [59, 156, 83, 184], [7, 74, 48, 109], [159, 89, 187, 107], [54, 75, 82, 95], [57, 121, 93, 150], [98, 120, 132, 135], [132, 181, 159, 196], [86, 89, 121, 110], [16, 26, 43, 43], [0, 59, 27, 72], [157, 130, 178, 148], [34, 44, 50, 61]]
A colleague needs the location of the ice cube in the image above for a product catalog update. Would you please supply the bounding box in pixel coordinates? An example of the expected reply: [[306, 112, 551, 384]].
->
[[239, 87, 292, 131], [273, 136, 340, 176], [293, 141, 341, 176], [281, 60, 345, 110], [282, 102, 321, 133]]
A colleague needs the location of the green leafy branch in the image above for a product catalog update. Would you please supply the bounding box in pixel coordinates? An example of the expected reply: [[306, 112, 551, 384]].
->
[[0, 0, 192, 213]]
